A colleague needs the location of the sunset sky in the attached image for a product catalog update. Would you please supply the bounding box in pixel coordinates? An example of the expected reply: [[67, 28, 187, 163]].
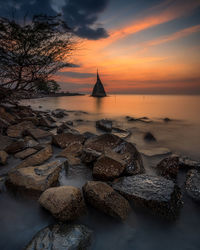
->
[[1, 0, 200, 94]]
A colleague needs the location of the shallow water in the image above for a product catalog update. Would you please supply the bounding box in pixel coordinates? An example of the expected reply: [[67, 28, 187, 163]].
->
[[0, 94, 200, 250]]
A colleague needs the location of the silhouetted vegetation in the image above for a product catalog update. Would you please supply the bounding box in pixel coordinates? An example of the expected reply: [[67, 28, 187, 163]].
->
[[0, 14, 75, 103]]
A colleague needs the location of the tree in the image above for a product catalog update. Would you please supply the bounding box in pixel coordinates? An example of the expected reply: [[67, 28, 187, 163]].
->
[[0, 14, 74, 102], [35, 79, 60, 94]]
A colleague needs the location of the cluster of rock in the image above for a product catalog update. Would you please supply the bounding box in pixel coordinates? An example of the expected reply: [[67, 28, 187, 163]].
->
[[1, 104, 200, 249]]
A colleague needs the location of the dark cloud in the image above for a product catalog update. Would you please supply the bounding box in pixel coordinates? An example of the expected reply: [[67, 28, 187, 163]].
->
[[0, 0, 110, 40], [57, 71, 95, 78], [62, 0, 110, 39]]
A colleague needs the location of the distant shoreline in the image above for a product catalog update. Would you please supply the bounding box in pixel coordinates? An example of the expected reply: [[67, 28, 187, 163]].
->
[[22, 92, 85, 100]]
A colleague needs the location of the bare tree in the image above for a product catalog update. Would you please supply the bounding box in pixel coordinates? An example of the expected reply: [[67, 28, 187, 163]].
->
[[0, 14, 75, 102]]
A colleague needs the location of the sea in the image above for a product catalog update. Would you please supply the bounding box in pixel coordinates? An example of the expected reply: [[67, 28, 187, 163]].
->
[[0, 94, 200, 250]]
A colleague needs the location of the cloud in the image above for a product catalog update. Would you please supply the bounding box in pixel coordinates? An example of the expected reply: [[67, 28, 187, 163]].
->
[[62, 0, 110, 39], [0, 0, 110, 40]]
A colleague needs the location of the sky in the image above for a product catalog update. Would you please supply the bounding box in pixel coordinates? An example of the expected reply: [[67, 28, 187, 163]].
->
[[0, 0, 200, 94]]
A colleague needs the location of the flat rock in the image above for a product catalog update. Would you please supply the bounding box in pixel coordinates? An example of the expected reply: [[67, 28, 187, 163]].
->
[[25, 224, 92, 250], [112, 174, 182, 219], [52, 109, 67, 118], [39, 186, 86, 221], [52, 132, 85, 149], [112, 127, 131, 139], [57, 142, 83, 166], [0, 134, 13, 151], [16, 145, 53, 169], [96, 119, 112, 132], [140, 147, 171, 157], [0, 150, 9, 165], [186, 169, 200, 202], [5, 140, 27, 154], [93, 155, 126, 181], [14, 148, 37, 159], [179, 156, 200, 169], [83, 181, 131, 220], [7, 121, 35, 138], [8, 160, 63, 193], [0, 106, 16, 124], [155, 156, 179, 180], [26, 128, 52, 140]]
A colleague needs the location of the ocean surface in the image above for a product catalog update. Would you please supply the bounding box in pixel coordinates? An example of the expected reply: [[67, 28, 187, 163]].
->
[[1, 94, 200, 250]]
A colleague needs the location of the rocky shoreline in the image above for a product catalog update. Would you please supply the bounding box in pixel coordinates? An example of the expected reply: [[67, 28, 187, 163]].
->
[[0, 104, 200, 249]]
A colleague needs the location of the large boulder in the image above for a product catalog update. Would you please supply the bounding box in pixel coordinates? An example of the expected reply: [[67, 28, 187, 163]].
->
[[112, 174, 182, 219], [52, 132, 85, 149], [83, 181, 131, 220], [0, 150, 8, 165], [16, 145, 53, 169], [39, 186, 86, 221], [93, 154, 126, 180], [26, 128, 52, 140], [155, 156, 179, 180], [7, 160, 63, 193], [96, 119, 112, 132], [185, 169, 200, 202], [7, 121, 35, 138], [25, 224, 92, 250]]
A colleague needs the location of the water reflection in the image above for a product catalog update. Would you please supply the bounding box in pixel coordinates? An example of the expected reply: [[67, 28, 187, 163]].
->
[[94, 97, 103, 114]]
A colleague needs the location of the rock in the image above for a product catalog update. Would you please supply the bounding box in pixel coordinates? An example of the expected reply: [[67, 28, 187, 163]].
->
[[81, 148, 102, 164], [7, 121, 35, 138], [0, 117, 10, 133], [39, 186, 86, 221], [0, 151, 9, 165], [84, 134, 144, 175], [45, 114, 57, 123], [96, 119, 112, 132], [66, 120, 73, 126], [7, 160, 63, 193], [93, 155, 126, 181], [0, 106, 16, 124], [185, 169, 200, 202], [5, 140, 27, 154], [84, 134, 123, 154], [26, 128, 52, 140], [140, 147, 171, 157], [112, 127, 131, 139], [112, 174, 182, 219], [0, 134, 13, 151], [16, 145, 53, 169], [164, 118, 171, 122], [57, 142, 83, 166], [155, 156, 179, 180], [52, 109, 67, 118], [83, 181, 131, 220], [83, 131, 96, 139], [14, 148, 37, 159], [56, 122, 72, 134], [0, 176, 6, 192], [179, 156, 200, 169], [52, 132, 85, 149], [24, 136, 39, 148], [144, 132, 156, 142], [22, 116, 40, 126], [39, 116, 56, 128], [25, 224, 92, 250]]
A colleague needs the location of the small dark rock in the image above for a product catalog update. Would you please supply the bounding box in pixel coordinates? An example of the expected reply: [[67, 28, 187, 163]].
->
[[144, 132, 156, 142], [96, 119, 112, 132]]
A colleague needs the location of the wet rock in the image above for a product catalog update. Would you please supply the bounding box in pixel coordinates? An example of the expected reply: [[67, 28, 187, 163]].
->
[[24, 136, 39, 148], [186, 169, 200, 202], [56, 122, 75, 134], [14, 148, 37, 159], [112, 127, 131, 139], [81, 148, 102, 164], [66, 120, 73, 126], [16, 145, 53, 169], [83, 131, 96, 139], [164, 118, 171, 122], [93, 155, 126, 181], [22, 116, 40, 126], [126, 116, 151, 123], [140, 147, 171, 157], [0, 151, 8, 165], [112, 174, 182, 219], [144, 132, 156, 142], [52, 132, 85, 149], [57, 142, 83, 166], [7, 160, 63, 193], [83, 181, 131, 220], [39, 186, 86, 221], [45, 114, 57, 123], [0, 134, 13, 151], [26, 128, 52, 141], [96, 119, 112, 132], [7, 121, 35, 138], [25, 224, 92, 250], [5, 140, 27, 154], [39, 116, 56, 128], [155, 156, 179, 180]]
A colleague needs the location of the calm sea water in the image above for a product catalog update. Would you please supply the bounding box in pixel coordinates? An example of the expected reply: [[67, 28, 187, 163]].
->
[[1, 95, 200, 250]]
